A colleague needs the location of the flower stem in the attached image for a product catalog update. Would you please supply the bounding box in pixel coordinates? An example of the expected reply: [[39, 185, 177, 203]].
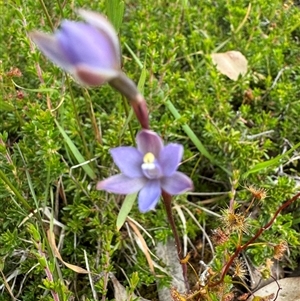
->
[[121, 95, 136, 144], [110, 73, 149, 129], [162, 190, 189, 291]]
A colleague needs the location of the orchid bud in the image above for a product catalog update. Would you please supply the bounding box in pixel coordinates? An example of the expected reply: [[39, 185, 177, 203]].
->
[[30, 9, 149, 129], [29, 9, 121, 86]]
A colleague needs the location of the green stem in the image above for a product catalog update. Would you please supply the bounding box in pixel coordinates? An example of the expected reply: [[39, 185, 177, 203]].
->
[[56, 0, 64, 18], [0, 169, 32, 212], [66, 78, 91, 160], [38, 0, 54, 31], [121, 95, 136, 144], [82, 88, 102, 145]]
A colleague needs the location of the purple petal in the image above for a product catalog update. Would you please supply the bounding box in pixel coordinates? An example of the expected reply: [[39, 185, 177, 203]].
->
[[96, 174, 146, 194], [74, 64, 119, 86], [138, 180, 161, 213], [29, 31, 74, 72], [160, 172, 193, 195], [110, 147, 144, 178], [159, 144, 183, 177], [77, 9, 120, 66], [57, 21, 118, 69], [136, 130, 163, 157]]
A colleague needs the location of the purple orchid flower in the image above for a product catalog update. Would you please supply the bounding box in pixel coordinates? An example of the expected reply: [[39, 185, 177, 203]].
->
[[29, 9, 120, 86], [96, 130, 193, 213]]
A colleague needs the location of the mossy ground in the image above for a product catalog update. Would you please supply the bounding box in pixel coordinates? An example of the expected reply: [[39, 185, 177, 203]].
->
[[1, 1, 300, 300]]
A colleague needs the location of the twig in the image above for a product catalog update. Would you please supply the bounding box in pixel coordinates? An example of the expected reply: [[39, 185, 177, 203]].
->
[[209, 191, 300, 287], [271, 275, 281, 301]]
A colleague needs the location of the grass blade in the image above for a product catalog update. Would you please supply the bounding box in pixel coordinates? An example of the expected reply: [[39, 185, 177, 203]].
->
[[165, 99, 231, 176], [55, 119, 96, 180]]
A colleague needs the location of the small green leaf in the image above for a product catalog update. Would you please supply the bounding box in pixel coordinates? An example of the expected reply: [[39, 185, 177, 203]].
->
[[116, 192, 138, 231]]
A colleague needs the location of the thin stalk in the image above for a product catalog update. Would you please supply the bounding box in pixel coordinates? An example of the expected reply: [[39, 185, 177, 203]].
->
[[38, 0, 54, 30], [66, 77, 91, 160], [0, 169, 32, 212], [82, 88, 102, 145], [121, 95, 136, 144], [109, 74, 149, 129], [162, 190, 189, 290], [38, 242, 60, 301], [56, 0, 64, 18]]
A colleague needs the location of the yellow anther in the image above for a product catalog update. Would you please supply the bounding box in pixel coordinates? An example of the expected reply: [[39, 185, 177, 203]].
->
[[143, 152, 155, 163]]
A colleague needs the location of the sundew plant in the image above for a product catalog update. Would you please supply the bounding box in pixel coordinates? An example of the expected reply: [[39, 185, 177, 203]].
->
[[1, 0, 300, 300]]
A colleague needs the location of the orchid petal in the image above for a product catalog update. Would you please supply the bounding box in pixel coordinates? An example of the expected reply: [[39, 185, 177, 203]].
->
[[57, 21, 118, 69], [110, 147, 144, 178], [29, 31, 74, 72], [77, 9, 120, 65], [74, 64, 119, 86], [138, 180, 161, 213], [159, 144, 183, 177], [136, 130, 163, 157], [96, 174, 146, 194], [161, 172, 193, 195]]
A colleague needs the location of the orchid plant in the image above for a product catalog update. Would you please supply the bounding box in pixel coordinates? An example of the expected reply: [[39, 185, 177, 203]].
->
[[30, 8, 193, 289]]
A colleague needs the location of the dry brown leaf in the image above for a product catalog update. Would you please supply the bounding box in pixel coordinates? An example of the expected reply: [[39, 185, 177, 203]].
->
[[0, 270, 15, 299], [47, 230, 88, 274], [211, 50, 248, 81], [127, 219, 155, 273]]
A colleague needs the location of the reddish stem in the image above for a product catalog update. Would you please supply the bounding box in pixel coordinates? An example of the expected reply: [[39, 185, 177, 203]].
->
[[109, 74, 149, 129], [162, 190, 189, 291], [209, 191, 300, 287]]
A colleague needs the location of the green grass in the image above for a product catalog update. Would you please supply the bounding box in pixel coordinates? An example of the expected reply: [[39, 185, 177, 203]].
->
[[1, 0, 300, 300]]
